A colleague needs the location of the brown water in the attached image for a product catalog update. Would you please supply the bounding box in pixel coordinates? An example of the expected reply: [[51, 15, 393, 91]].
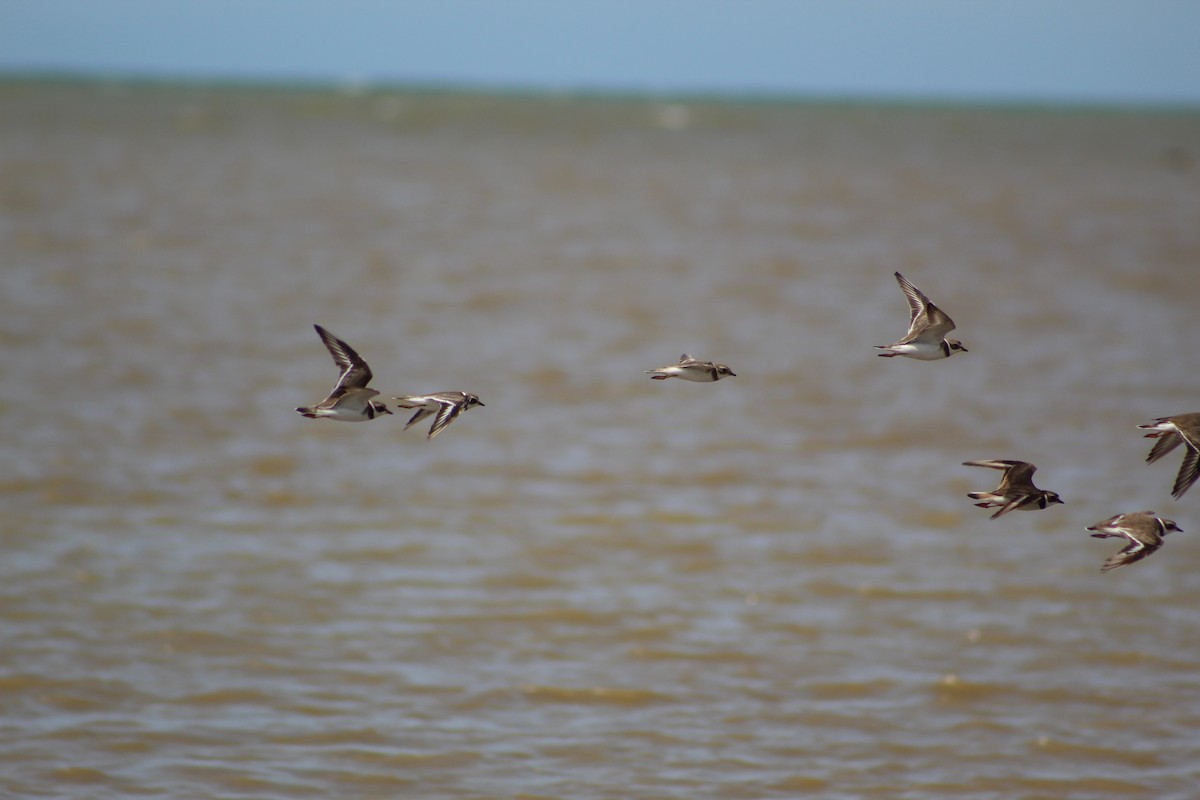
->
[[3, 81, 1200, 799]]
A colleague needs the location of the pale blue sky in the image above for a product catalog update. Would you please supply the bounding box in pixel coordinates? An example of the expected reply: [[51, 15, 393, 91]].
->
[[2, 0, 1198, 105]]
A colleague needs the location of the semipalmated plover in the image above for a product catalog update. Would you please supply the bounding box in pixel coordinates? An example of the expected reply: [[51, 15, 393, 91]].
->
[[392, 392, 484, 440], [876, 272, 967, 360], [963, 459, 1063, 519], [296, 325, 393, 422], [645, 354, 736, 382], [1137, 413, 1200, 500], [1087, 511, 1182, 573]]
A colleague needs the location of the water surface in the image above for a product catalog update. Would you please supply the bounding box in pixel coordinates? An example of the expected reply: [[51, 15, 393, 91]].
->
[[3, 81, 1200, 799]]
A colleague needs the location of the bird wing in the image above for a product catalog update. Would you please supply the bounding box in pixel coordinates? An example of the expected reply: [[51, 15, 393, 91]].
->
[[426, 398, 464, 440], [1145, 431, 1183, 464], [314, 324, 373, 396], [1101, 537, 1158, 573], [964, 459, 1030, 475], [404, 407, 434, 430], [1171, 443, 1199, 500], [963, 459, 1036, 494], [1001, 461, 1038, 489], [894, 272, 956, 340], [989, 492, 1037, 520]]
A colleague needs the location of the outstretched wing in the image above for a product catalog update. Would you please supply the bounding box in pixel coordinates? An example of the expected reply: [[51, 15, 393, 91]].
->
[[314, 324, 373, 397], [1144, 430, 1183, 464], [963, 459, 1035, 491], [427, 399, 464, 440], [1101, 537, 1157, 573], [989, 492, 1037, 519], [1003, 461, 1037, 489], [1171, 444, 1199, 500], [404, 407, 434, 431], [894, 272, 956, 341]]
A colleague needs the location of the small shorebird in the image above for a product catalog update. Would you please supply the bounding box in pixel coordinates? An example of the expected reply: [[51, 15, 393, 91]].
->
[[296, 325, 392, 422], [392, 392, 484, 440], [1137, 413, 1200, 500], [645, 354, 736, 382], [876, 271, 967, 360], [1087, 511, 1182, 573], [963, 459, 1063, 519]]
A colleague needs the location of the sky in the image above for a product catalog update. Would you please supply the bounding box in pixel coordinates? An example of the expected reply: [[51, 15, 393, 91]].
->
[[1, 1, 1199, 106]]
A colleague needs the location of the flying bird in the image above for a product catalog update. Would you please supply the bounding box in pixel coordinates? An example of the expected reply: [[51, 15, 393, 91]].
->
[[963, 459, 1063, 519], [392, 391, 484, 440], [645, 354, 737, 382], [876, 272, 967, 360], [1087, 511, 1182, 573], [1137, 413, 1200, 500], [296, 325, 392, 422]]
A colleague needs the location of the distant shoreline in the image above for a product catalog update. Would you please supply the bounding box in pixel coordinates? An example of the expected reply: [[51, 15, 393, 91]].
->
[[3, 69, 1198, 116]]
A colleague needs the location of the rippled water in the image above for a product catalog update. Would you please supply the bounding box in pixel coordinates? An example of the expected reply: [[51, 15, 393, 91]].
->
[[3, 80, 1200, 798]]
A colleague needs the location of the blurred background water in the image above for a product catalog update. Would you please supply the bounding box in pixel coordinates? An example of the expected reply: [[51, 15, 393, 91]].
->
[[2, 80, 1200, 798]]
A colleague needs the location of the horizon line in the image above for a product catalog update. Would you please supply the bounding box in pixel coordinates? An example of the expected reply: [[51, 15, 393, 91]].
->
[[3, 68, 1199, 115]]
